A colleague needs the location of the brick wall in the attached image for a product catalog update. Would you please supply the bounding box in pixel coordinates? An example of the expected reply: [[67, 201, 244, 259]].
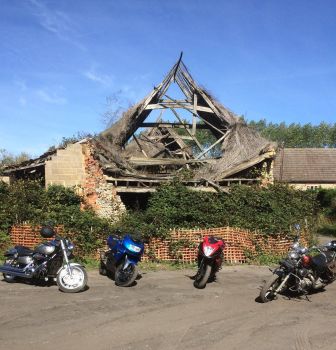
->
[[10, 225, 64, 247], [82, 142, 126, 221]]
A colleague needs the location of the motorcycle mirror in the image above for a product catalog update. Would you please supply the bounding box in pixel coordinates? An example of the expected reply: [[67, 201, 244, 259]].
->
[[294, 224, 300, 231]]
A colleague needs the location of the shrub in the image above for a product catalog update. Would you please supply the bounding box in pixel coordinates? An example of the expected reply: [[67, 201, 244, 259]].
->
[[0, 180, 112, 256], [114, 182, 318, 239]]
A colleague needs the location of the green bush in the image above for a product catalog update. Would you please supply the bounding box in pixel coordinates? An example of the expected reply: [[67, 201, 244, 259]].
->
[[114, 182, 318, 239], [0, 180, 112, 257], [316, 189, 336, 237]]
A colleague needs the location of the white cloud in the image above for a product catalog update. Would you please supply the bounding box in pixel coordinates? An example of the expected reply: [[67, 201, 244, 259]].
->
[[28, 0, 85, 50], [83, 68, 113, 87], [36, 89, 67, 105]]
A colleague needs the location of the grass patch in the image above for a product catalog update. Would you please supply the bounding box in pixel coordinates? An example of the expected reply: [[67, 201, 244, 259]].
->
[[139, 260, 197, 271], [249, 253, 283, 266]]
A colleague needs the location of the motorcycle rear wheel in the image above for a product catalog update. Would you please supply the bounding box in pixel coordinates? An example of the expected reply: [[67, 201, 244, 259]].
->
[[193, 262, 212, 289], [259, 274, 282, 303], [115, 263, 138, 287]]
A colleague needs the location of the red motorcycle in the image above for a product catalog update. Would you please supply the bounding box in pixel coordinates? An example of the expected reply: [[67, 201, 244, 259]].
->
[[193, 236, 225, 289]]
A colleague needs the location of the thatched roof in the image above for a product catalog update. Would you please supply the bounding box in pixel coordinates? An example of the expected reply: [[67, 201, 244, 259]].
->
[[93, 57, 276, 182], [4, 57, 276, 187]]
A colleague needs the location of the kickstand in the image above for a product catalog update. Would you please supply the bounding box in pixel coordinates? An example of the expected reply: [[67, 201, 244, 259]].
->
[[304, 294, 311, 302]]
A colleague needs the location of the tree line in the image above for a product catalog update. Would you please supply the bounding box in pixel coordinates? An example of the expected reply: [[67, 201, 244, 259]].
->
[[247, 120, 336, 148]]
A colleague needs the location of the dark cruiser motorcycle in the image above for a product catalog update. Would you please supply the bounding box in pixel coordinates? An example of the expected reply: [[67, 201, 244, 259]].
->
[[193, 236, 225, 289], [259, 234, 336, 303], [0, 226, 88, 293]]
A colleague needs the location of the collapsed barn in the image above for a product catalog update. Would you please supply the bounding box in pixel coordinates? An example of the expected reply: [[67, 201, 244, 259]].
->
[[3, 58, 277, 218]]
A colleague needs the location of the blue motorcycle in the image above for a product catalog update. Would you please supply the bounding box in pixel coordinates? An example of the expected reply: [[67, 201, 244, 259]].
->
[[99, 234, 145, 287]]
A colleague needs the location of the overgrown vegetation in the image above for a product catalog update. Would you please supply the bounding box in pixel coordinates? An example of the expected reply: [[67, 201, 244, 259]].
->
[[114, 181, 318, 239], [316, 189, 336, 236], [0, 179, 327, 264], [0, 180, 112, 257]]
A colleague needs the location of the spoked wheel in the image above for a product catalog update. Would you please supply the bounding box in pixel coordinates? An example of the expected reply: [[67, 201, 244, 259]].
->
[[115, 263, 138, 287], [56, 265, 88, 293], [259, 274, 282, 303], [193, 262, 212, 289]]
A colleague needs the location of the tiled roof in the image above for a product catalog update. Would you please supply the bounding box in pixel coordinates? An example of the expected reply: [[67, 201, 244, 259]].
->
[[274, 148, 336, 183]]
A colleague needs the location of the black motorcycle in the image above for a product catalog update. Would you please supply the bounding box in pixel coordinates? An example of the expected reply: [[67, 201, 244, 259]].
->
[[0, 226, 88, 293], [259, 236, 336, 303]]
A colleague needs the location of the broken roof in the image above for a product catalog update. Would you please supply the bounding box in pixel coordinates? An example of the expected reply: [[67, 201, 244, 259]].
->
[[93, 55, 276, 181]]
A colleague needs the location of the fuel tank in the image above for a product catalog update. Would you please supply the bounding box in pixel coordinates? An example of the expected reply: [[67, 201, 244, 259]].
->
[[35, 242, 56, 255]]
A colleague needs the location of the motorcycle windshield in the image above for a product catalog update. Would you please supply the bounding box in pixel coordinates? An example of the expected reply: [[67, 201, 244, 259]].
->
[[123, 235, 144, 256]]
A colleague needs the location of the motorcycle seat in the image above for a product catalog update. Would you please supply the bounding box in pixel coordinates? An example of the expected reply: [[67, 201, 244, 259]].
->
[[15, 245, 34, 256]]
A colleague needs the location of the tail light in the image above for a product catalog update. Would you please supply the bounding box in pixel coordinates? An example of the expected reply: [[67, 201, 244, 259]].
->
[[301, 255, 312, 267]]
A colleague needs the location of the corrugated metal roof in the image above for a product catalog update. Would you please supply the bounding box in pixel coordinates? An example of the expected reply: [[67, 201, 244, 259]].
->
[[274, 148, 336, 183]]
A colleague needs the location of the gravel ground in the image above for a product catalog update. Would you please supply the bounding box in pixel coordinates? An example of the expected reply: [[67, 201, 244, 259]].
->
[[1, 265, 336, 350]]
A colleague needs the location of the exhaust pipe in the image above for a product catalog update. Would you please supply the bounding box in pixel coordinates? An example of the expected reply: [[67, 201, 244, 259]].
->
[[0, 265, 33, 279]]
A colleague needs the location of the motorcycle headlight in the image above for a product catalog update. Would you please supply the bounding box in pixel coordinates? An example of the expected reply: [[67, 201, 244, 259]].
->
[[67, 243, 74, 251], [289, 251, 299, 259], [128, 244, 141, 253], [203, 246, 214, 257]]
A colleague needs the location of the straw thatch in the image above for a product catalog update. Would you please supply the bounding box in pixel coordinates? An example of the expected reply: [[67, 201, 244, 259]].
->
[[93, 57, 276, 183]]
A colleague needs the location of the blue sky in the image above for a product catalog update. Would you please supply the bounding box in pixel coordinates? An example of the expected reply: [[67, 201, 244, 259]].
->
[[1, 0, 336, 156]]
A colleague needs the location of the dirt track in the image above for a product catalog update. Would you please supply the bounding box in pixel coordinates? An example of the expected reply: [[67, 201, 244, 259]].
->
[[1, 265, 336, 350]]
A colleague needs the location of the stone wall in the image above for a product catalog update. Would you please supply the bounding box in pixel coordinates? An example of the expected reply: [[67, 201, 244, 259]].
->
[[45, 142, 85, 187]]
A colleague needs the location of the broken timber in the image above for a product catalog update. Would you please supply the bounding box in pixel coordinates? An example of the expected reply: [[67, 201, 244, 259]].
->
[[86, 55, 277, 192]]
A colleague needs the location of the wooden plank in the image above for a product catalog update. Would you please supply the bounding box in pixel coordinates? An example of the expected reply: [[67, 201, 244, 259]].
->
[[140, 122, 209, 129], [215, 151, 275, 179], [132, 135, 148, 158], [196, 133, 227, 159], [128, 157, 210, 166], [145, 103, 213, 113], [192, 93, 197, 135], [169, 108, 204, 151], [163, 94, 226, 135]]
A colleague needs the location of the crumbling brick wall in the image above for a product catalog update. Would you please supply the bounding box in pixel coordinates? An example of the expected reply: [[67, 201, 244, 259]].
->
[[82, 142, 126, 221]]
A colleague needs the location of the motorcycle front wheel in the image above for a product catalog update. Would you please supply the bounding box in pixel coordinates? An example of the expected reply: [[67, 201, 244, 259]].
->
[[193, 262, 212, 289], [259, 274, 282, 303], [115, 263, 138, 287], [3, 260, 16, 283], [56, 265, 88, 293], [3, 273, 16, 283]]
